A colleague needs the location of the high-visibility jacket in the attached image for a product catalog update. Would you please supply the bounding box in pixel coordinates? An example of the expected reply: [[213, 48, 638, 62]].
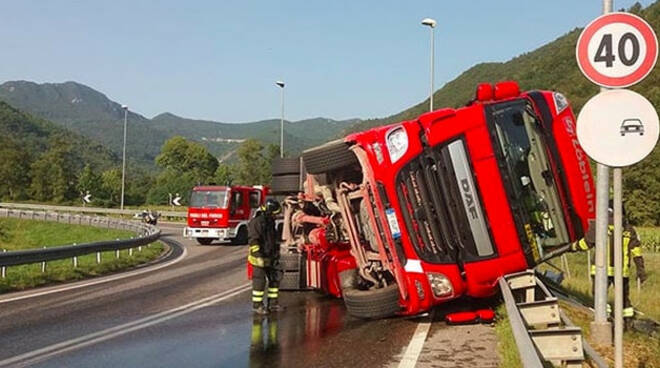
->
[[576, 224, 641, 278], [247, 212, 278, 267]]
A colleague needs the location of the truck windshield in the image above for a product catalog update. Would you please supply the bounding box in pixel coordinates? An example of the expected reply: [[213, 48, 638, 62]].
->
[[489, 100, 570, 252], [190, 190, 228, 208]]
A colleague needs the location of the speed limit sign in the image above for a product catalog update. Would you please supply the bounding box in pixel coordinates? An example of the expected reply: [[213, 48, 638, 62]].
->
[[576, 12, 658, 88]]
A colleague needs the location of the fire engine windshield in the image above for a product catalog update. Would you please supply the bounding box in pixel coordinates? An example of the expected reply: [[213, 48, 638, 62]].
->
[[490, 100, 570, 252], [189, 190, 229, 208]]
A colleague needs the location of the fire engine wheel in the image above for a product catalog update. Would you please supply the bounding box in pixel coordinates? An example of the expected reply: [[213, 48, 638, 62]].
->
[[342, 284, 401, 319], [232, 226, 248, 245], [302, 139, 358, 175], [270, 174, 300, 194], [196, 238, 214, 245], [271, 157, 301, 176]]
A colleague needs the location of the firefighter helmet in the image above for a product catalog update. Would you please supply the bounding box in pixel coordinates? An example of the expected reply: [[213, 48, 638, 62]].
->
[[261, 199, 281, 215]]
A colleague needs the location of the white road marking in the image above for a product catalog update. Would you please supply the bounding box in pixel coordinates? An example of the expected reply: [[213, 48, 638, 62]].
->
[[0, 283, 251, 368], [398, 311, 435, 368], [0, 240, 188, 305]]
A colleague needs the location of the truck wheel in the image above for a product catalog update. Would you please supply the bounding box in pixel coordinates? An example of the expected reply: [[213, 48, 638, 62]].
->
[[302, 139, 358, 175], [232, 226, 248, 245], [196, 238, 214, 245], [272, 157, 301, 176], [271, 174, 300, 194], [279, 253, 301, 272], [342, 284, 401, 319], [279, 271, 302, 290]]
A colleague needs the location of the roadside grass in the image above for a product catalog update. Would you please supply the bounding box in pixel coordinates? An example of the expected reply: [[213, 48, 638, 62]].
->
[[0, 218, 165, 293], [494, 303, 523, 368]]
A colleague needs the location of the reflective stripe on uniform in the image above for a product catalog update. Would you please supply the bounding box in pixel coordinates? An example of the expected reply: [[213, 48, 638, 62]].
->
[[250, 245, 260, 252], [267, 287, 278, 298], [252, 290, 264, 302], [631, 246, 642, 258], [589, 226, 635, 277], [623, 307, 635, 318], [248, 255, 265, 267]]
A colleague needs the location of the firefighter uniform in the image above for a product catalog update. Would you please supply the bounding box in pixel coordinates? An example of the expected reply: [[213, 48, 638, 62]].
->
[[573, 219, 646, 320], [248, 200, 282, 314]]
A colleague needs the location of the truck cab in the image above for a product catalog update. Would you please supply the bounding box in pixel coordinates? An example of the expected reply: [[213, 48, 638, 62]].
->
[[282, 81, 595, 318], [184, 185, 268, 245]]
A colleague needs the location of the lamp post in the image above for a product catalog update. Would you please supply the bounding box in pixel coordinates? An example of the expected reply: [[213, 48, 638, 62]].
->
[[421, 17, 436, 112], [120, 105, 128, 210], [275, 81, 285, 158]]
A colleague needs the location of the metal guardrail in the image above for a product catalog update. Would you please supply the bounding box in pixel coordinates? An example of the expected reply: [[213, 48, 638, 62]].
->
[[0, 208, 160, 267], [0, 202, 187, 218], [500, 270, 588, 368]]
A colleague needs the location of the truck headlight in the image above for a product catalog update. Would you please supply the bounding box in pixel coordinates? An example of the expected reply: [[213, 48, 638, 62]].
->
[[386, 127, 408, 163], [427, 273, 453, 297]]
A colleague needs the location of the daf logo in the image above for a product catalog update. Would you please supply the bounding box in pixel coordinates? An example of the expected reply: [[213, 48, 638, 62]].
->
[[460, 179, 478, 220]]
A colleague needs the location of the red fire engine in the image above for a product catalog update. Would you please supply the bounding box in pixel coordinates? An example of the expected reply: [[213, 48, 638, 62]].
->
[[184, 185, 268, 245], [277, 81, 595, 318]]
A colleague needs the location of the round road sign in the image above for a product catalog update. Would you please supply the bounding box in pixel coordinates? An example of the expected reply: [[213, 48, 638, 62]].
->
[[576, 12, 658, 88], [577, 89, 659, 167]]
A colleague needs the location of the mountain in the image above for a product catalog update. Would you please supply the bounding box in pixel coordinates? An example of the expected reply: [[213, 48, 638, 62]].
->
[[346, 1, 660, 225], [0, 81, 359, 166], [150, 113, 357, 159]]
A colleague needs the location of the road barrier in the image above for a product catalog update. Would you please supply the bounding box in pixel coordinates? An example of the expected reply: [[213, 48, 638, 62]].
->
[[500, 270, 607, 368], [0, 208, 160, 268], [0, 202, 186, 218]]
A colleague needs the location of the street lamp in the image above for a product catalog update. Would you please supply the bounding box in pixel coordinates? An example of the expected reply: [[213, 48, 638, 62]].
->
[[120, 104, 128, 210], [421, 17, 436, 112], [275, 80, 285, 158]]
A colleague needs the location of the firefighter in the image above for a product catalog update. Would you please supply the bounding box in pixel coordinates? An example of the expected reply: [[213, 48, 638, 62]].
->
[[571, 207, 647, 325], [248, 199, 283, 315]]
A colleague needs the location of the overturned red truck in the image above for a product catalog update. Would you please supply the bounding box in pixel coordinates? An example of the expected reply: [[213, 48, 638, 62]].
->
[[275, 81, 595, 318]]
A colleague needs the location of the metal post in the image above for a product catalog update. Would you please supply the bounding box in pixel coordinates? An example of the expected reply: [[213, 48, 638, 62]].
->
[[116, 249, 120, 259], [42, 246, 46, 273], [129, 247, 133, 257], [96, 251, 101, 264], [613, 168, 623, 368], [590, 0, 614, 346], [429, 25, 434, 112], [280, 84, 284, 158], [591, 164, 612, 345], [73, 256, 78, 268], [2, 249, 6, 278], [120, 105, 128, 210]]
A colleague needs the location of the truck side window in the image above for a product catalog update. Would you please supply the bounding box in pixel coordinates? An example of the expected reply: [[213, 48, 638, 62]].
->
[[249, 191, 261, 208], [230, 191, 243, 213]]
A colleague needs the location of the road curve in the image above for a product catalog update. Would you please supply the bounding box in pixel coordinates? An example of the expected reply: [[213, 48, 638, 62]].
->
[[0, 224, 499, 367]]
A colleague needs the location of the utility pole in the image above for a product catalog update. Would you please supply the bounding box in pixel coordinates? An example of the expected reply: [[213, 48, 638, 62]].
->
[[276, 81, 285, 158], [120, 105, 128, 210], [421, 18, 436, 112]]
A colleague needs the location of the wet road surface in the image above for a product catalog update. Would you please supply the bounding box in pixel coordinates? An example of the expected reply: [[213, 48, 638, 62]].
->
[[0, 224, 499, 367]]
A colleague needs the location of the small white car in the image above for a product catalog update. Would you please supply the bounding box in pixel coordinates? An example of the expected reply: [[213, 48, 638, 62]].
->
[[620, 118, 644, 136]]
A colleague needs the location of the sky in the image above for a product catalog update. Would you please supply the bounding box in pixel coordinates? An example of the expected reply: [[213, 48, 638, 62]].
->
[[0, 0, 654, 123]]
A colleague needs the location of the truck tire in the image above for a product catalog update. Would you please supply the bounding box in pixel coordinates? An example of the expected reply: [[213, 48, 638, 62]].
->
[[342, 284, 401, 319], [279, 271, 302, 290], [272, 157, 301, 176], [196, 238, 214, 245], [232, 226, 248, 245], [279, 253, 301, 272], [302, 139, 358, 175], [271, 174, 300, 194]]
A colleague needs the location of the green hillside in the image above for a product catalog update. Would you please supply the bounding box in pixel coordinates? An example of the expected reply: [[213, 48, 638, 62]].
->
[[0, 101, 117, 200], [348, 2, 660, 225]]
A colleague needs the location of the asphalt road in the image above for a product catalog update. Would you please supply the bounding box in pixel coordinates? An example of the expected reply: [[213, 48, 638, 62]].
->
[[0, 223, 499, 368]]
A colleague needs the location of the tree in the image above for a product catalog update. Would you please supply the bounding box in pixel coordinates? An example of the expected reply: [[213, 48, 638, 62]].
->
[[233, 139, 273, 185], [101, 168, 122, 205], [155, 136, 218, 183], [0, 137, 30, 200], [214, 164, 234, 185], [29, 138, 77, 202], [76, 165, 102, 204]]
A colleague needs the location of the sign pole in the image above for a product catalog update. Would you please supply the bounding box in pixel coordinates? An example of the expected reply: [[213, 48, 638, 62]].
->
[[590, 0, 613, 346], [613, 168, 624, 368]]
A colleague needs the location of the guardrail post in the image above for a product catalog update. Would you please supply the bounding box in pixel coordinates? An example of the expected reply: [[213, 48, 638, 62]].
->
[[42, 246, 47, 273], [138, 245, 142, 252], [96, 251, 101, 264], [1, 249, 5, 278], [73, 243, 78, 268], [129, 247, 133, 257]]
